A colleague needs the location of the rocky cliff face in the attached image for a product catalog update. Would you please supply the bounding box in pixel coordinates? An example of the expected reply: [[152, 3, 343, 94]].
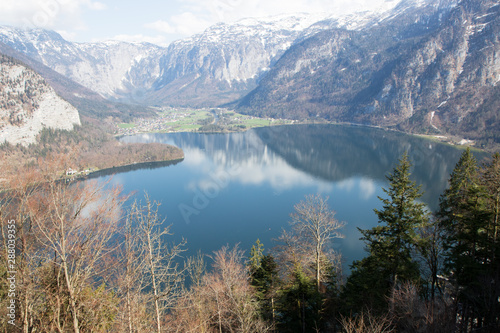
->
[[0, 7, 406, 107], [235, 0, 499, 145], [0, 54, 80, 145], [144, 14, 333, 106], [0, 41, 156, 121]]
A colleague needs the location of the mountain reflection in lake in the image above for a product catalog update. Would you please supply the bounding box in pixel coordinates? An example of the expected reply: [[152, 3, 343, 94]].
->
[[111, 125, 485, 268]]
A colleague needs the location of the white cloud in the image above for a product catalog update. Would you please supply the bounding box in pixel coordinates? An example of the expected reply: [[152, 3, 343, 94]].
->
[[145, 20, 176, 34], [0, 0, 401, 44], [143, 0, 401, 43], [358, 178, 376, 200], [336, 178, 356, 192], [146, 12, 212, 37], [86, 1, 107, 11], [57, 29, 77, 40], [178, 0, 400, 24], [0, 0, 106, 30]]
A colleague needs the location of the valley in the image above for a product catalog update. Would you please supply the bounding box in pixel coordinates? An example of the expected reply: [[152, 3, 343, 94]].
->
[[0, 0, 499, 331], [1, 0, 498, 149], [115, 108, 296, 135]]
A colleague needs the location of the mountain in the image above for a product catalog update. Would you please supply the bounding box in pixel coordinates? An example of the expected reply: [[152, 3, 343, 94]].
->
[[235, 0, 500, 146], [0, 27, 163, 101], [146, 14, 323, 107], [0, 54, 80, 145], [0, 5, 407, 107], [146, 11, 405, 107], [0, 0, 497, 147], [0, 42, 156, 121]]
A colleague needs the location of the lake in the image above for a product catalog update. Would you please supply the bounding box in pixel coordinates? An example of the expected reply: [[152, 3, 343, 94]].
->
[[95, 124, 486, 268]]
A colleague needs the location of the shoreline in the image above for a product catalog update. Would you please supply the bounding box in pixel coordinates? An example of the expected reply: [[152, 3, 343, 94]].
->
[[117, 120, 487, 152], [81, 158, 184, 180]]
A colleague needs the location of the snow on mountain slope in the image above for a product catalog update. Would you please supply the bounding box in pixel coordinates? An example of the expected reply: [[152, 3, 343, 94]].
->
[[0, 27, 163, 100], [0, 0, 459, 107]]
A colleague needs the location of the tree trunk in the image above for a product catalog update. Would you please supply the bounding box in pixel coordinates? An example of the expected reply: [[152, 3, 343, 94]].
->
[[316, 244, 321, 292], [147, 232, 162, 333], [126, 285, 133, 333], [216, 292, 222, 333], [63, 260, 80, 333], [301, 293, 306, 333], [271, 296, 275, 326]]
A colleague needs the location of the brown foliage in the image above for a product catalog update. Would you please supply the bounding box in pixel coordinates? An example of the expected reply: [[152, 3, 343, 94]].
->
[[276, 194, 344, 291], [341, 311, 394, 333], [0, 153, 125, 332], [388, 281, 456, 333], [170, 245, 270, 333], [0, 121, 183, 181]]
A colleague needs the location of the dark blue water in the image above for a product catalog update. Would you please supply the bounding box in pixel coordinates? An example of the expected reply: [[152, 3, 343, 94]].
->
[[94, 124, 486, 268]]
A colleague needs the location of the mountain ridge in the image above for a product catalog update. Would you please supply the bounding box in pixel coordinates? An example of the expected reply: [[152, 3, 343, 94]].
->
[[0, 0, 498, 148], [0, 41, 156, 121], [234, 0, 499, 147]]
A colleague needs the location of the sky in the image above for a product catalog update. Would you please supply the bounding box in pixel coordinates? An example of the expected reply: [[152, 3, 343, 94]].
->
[[0, 0, 400, 45]]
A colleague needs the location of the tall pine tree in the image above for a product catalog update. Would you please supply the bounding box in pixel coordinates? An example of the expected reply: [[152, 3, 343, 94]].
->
[[362, 151, 427, 286], [342, 152, 428, 313], [439, 149, 500, 331]]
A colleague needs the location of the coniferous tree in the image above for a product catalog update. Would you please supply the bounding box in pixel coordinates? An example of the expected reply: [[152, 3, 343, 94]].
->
[[439, 149, 500, 331], [248, 240, 280, 324], [342, 152, 428, 313], [278, 264, 322, 333], [438, 148, 483, 331], [479, 152, 500, 331], [249, 239, 265, 276]]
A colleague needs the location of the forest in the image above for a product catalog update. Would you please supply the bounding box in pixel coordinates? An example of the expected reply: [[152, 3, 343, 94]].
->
[[0, 148, 499, 332], [0, 119, 184, 181]]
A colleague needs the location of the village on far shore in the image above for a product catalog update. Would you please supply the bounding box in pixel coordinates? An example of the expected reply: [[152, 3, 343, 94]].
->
[[115, 108, 298, 135]]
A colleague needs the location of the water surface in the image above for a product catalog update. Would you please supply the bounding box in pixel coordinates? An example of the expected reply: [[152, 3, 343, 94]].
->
[[97, 125, 485, 267]]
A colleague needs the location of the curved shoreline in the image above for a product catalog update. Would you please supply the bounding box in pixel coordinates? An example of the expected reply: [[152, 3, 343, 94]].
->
[[72, 158, 185, 181]]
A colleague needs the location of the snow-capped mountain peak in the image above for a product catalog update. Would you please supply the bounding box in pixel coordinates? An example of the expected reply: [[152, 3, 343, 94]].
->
[[0, 0, 461, 106]]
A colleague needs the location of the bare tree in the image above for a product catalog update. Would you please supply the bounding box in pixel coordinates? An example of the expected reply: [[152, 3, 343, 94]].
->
[[415, 218, 446, 301], [186, 250, 206, 288], [388, 281, 456, 333], [289, 194, 345, 291], [127, 195, 186, 333], [341, 311, 394, 333], [28, 177, 124, 333], [170, 245, 270, 333], [0, 152, 123, 333], [114, 207, 149, 333]]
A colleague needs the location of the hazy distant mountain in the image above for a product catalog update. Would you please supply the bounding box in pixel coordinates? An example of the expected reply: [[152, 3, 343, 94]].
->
[[0, 5, 408, 107], [146, 10, 402, 107], [0, 27, 163, 101]]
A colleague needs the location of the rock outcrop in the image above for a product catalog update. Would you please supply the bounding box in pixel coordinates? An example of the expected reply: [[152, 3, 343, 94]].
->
[[0, 55, 80, 145]]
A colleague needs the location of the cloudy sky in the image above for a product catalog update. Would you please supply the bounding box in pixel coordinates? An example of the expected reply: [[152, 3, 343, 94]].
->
[[0, 0, 400, 45]]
